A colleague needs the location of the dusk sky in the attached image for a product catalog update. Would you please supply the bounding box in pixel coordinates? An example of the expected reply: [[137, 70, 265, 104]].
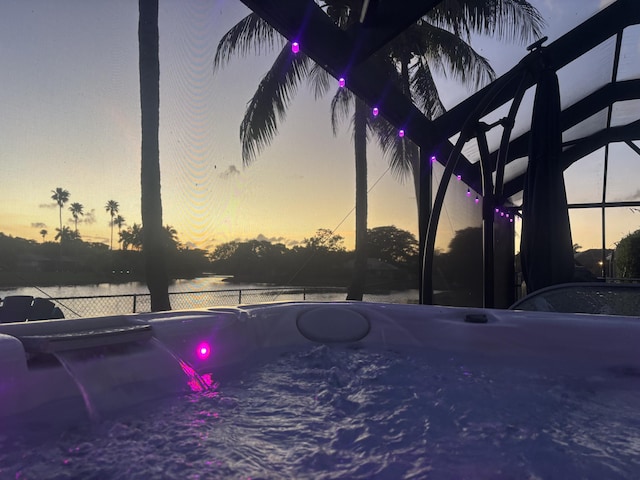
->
[[1, 0, 637, 253]]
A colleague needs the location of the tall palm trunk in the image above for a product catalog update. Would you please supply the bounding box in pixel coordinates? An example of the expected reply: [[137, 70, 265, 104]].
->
[[346, 97, 368, 300], [399, 57, 421, 211], [139, 0, 170, 311], [109, 214, 114, 250]]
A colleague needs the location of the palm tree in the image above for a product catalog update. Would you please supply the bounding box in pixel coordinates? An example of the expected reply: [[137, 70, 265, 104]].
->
[[105, 200, 119, 250], [214, 2, 542, 299], [69, 202, 84, 235], [40, 229, 48, 242], [163, 225, 180, 250], [54, 226, 75, 244], [120, 222, 143, 251], [139, 0, 171, 311], [51, 187, 70, 241], [113, 214, 126, 249], [379, 2, 543, 202]]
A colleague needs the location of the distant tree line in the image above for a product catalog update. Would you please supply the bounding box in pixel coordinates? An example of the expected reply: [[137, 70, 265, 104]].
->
[[209, 226, 420, 290], [0, 228, 210, 288]]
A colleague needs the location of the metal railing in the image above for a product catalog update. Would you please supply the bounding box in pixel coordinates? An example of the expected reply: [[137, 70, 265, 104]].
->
[[49, 286, 348, 318]]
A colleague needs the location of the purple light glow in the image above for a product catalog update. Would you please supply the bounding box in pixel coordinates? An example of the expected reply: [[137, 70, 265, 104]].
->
[[431, 156, 436, 163], [338, 77, 346, 88], [178, 359, 213, 392], [456, 174, 461, 181], [500, 212, 505, 217], [196, 342, 211, 360], [475, 196, 479, 204], [466, 189, 471, 197], [372, 107, 379, 117], [399, 129, 405, 137], [495, 208, 500, 213], [291, 42, 300, 54]]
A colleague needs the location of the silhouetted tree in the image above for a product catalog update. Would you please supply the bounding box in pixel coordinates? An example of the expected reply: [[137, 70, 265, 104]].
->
[[113, 215, 126, 249], [55, 226, 79, 244], [40, 229, 48, 242], [615, 230, 640, 278], [302, 228, 345, 253], [51, 187, 70, 241], [120, 223, 138, 250], [69, 202, 84, 235], [367, 226, 419, 267], [214, 2, 542, 300], [139, 0, 170, 311], [105, 200, 119, 250]]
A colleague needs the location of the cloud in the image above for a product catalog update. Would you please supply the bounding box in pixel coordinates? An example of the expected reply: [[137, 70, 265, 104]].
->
[[39, 203, 58, 209], [81, 209, 97, 225], [255, 233, 300, 247], [31, 222, 47, 229], [219, 165, 240, 179], [256, 233, 285, 244]]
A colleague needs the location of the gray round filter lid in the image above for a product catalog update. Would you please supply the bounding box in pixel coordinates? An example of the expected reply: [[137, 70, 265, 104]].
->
[[296, 307, 370, 343]]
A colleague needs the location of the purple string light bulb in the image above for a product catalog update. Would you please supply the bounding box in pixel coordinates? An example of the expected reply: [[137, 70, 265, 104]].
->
[[291, 42, 300, 54], [372, 107, 379, 117], [398, 129, 405, 138], [338, 77, 346, 88]]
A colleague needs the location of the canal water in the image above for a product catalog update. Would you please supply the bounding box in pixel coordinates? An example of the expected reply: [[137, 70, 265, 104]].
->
[[0, 276, 419, 317]]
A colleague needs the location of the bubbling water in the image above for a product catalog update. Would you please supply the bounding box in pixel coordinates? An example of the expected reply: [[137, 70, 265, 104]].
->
[[1, 345, 638, 479]]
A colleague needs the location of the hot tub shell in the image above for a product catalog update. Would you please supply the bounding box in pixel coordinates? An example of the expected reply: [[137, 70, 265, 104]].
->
[[1, 302, 638, 422]]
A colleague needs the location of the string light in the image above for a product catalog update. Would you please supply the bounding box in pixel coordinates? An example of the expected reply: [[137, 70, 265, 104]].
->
[[474, 196, 479, 204], [466, 188, 471, 197], [456, 174, 462, 181], [398, 129, 405, 137], [372, 107, 379, 117], [338, 77, 346, 88], [291, 42, 300, 54]]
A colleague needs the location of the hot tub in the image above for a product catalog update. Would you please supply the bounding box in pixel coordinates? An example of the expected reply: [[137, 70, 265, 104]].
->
[[1, 302, 638, 478]]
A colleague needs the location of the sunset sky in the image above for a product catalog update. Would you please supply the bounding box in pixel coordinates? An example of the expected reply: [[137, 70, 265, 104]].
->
[[1, 0, 637, 253]]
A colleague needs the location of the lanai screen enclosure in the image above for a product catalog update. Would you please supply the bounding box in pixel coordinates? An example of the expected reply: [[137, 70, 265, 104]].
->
[[240, 0, 640, 308]]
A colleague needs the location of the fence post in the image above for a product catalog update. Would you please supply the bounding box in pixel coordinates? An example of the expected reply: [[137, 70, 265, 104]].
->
[[133, 294, 137, 313], [303, 287, 306, 300], [238, 289, 242, 304]]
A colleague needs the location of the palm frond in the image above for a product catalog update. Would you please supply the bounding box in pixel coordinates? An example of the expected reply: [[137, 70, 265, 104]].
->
[[239, 49, 312, 165], [213, 13, 284, 72], [307, 63, 333, 100], [370, 117, 413, 183], [330, 86, 353, 136], [427, 0, 544, 45], [407, 23, 495, 89], [410, 58, 446, 119]]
